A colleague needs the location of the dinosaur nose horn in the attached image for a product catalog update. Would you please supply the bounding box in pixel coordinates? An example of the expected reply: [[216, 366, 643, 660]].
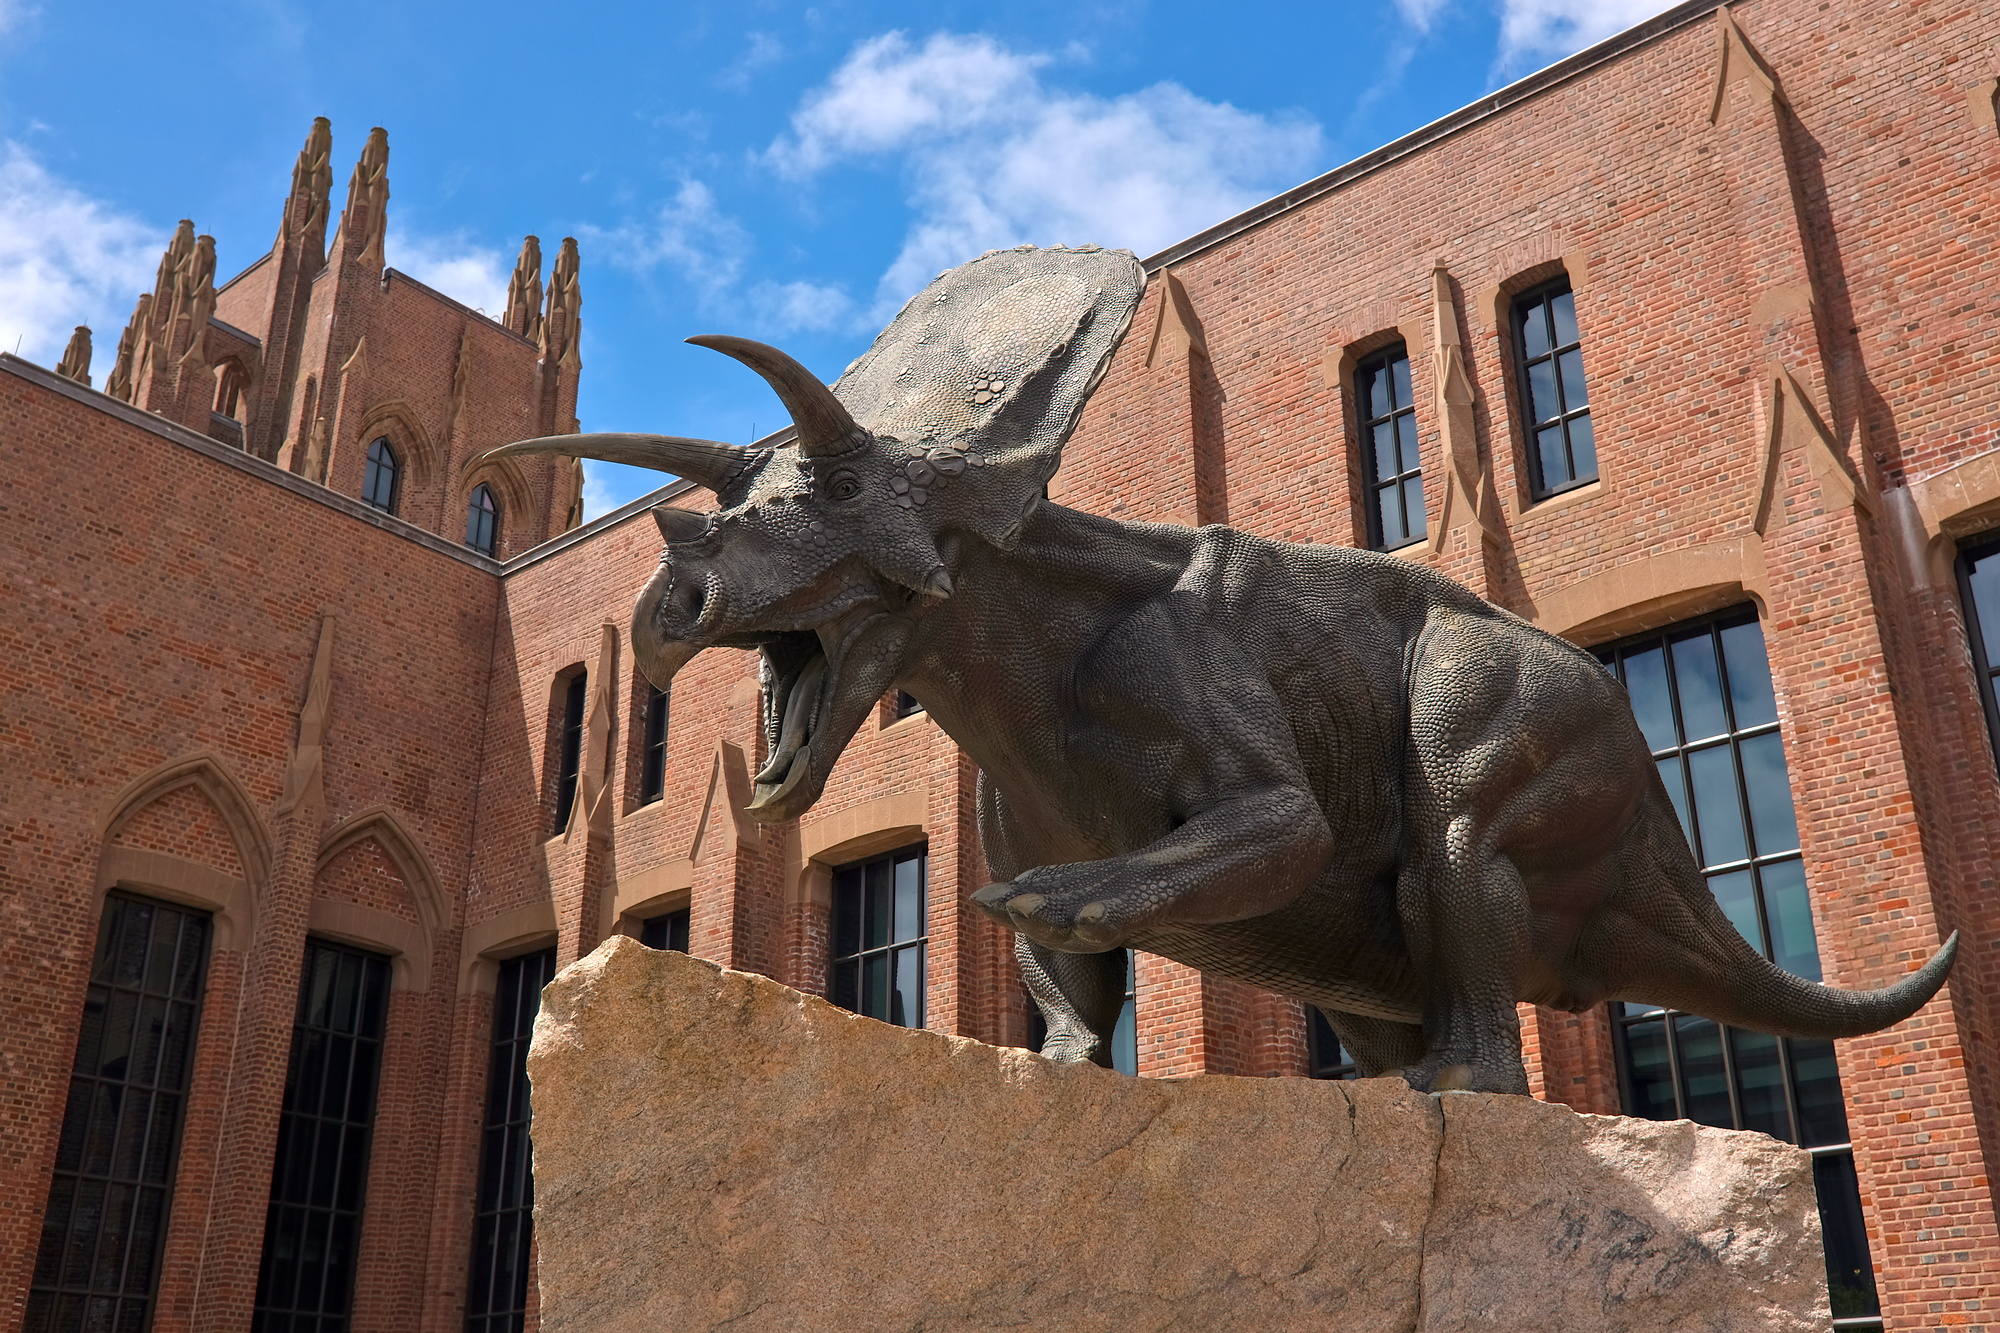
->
[[479, 433, 757, 492], [687, 335, 867, 458]]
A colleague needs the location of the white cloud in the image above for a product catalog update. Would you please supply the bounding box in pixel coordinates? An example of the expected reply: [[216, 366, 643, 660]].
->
[[717, 32, 784, 89], [748, 278, 854, 333], [1496, 0, 1675, 69], [0, 0, 37, 36], [0, 142, 163, 367], [767, 32, 1322, 315], [387, 228, 510, 316], [1395, 0, 1449, 32]]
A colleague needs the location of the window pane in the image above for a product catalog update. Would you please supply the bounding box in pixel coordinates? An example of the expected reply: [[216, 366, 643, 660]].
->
[[1520, 299, 1551, 359], [1706, 869, 1761, 952], [832, 868, 862, 957], [1566, 414, 1597, 483], [1671, 632, 1728, 741], [890, 945, 924, 1028], [1377, 486, 1406, 548], [893, 856, 923, 941], [1672, 1015, 1734, 1128], [1686, 744, 1747, 867], [1813, 1152, 1881, 1320], [862, 953, 890, 1021], [465, 950, 555, 1329], [1536, 425, 1568, 490], [1372, 420, 1398, 481], [1363, 363, 1388, 418], [1738, 733, 1801, 856], [1619, 1018, 1677, 1120], [1390, 354, 1412, 410], [830, 960, 857, 1012], [1759, 860, 1821, 983], [1111, 994, 1137, 1076], [1728, 1028, 1792, 1141], [1717, 620, 1779, 728], [1550, 289, 1579, 345], [864, 859, 893, 950], [1401, 478, 1426, 540], [1621, 648, 1676, 751], [1967, 547, 2000, 665], [1528, 358, 1560, 424], [1395, 412, 1419, 474], [1557, 347, 1588, 408], [1656, 758, 1691, 843], [1789, 1037, 1850, 1147]]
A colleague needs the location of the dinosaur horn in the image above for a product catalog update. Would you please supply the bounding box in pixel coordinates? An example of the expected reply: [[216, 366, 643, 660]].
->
[[687, 335, 866, 458], [480, 433, 757, 490]]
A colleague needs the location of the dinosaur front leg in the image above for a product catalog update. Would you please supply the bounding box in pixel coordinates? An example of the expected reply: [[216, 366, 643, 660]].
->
[[973, 785, 1334, 951]]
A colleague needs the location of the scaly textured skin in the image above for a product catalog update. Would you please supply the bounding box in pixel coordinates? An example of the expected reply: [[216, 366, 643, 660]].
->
[[490, 245, 1956, 1094]]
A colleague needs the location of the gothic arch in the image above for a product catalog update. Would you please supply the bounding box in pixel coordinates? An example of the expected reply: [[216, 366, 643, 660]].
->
[[315, 806, 452, 940], [457, 454, 535, 540], [95, 751, 272, 949], [1533, 535, 1773, 645], [353, 399, 440, 492]]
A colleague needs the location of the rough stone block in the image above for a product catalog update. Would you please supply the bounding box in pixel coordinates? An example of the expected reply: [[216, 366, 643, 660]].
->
[[527, 938, 1828, 1332]]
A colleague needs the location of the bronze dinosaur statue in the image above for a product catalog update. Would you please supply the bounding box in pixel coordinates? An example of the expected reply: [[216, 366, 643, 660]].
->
[[488, 244, 1956, 1095]]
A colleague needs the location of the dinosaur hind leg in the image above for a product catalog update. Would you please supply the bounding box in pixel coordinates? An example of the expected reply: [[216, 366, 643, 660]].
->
[[1018, 935, 1127, 1068], [1313, 1007, 1425, 1078]]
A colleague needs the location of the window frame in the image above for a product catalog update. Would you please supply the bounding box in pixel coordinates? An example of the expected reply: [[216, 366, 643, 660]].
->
[[464, 482, 499, 557], [1354, 342, 1426, 551], [550, 670, 588, 836], [361, 437, 401, 515], [464, 948, 557, 1333], [828, 845, 929, 1030], [1511, 277, 1596, 501], [637, 683, 669, 805], [1953, 533, 2000, 770]]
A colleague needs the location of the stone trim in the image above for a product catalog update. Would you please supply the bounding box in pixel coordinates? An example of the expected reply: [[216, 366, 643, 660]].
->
[[458, 899, 560, 994], [786, 789, 931, 909], [96, 848, 255, 953], [307, 897, 430, 991], [96, 750, 273, 890], [610, 860, 695, 936], [316, 806, 454, 936], [1532, 535, 1772, 644]]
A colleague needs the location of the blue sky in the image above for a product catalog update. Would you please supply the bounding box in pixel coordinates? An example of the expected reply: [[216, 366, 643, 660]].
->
[[0, 0, 1662, 519]]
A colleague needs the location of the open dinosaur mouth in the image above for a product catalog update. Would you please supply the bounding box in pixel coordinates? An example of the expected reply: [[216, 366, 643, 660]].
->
[[749, 604, 886, 810]]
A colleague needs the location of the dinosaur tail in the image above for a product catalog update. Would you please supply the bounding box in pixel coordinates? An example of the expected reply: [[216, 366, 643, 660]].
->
[[1672, 928, 1958, 1039]]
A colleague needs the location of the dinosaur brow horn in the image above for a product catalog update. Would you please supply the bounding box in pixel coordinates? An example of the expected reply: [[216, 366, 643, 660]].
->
[[480, 433, 759, 491], [686, 335, 867, 458]]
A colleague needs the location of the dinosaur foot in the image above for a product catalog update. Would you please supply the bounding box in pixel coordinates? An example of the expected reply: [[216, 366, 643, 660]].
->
[[1395, 1051, 1530, 1096], [972, 877, 1130, 952]]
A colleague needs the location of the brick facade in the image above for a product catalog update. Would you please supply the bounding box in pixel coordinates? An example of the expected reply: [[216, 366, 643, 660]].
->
[[3, 1, 1999, 1327]]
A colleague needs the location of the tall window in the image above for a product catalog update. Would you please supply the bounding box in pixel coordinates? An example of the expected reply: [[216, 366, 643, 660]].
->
[[1598, 608, 1880, 1330], [361, 438, 400, 514], [1356, 345, 1425, 550], [465, 949, 557, 1333], [640, 908, 690, 952], [551, 673, 587, 835], [638, 684, 669, 805], [830, 847, 927, 1028], [30, 893, 212, 1333], [253, 940, 392, 1333], [464, 484, 499, 557], [1513, 279, 1595, 498], [1305, 1008, 1360, 1081], [1954, 536, 2000, 768]]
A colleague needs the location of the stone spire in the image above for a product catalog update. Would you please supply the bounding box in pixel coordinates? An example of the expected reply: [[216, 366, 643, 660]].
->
[[504, 236, 544, 342], [104, 296, 147, 401], [540, 237, 581, 370], [54, 326, 92, 387], [280, 117, 334, 258], [339, 127, 390, 266]]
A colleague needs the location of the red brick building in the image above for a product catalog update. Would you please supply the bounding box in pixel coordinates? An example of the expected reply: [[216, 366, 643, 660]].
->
[[3, 0, 1998, 1327]]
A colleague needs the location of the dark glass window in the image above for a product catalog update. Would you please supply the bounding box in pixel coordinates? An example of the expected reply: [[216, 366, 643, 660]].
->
[[551, 673, 587, 835], [893, 690, 924, 719], [830, 847, 927, 1028], [638, 684, 669, 805], [1356, 344, 1425, 550], [464, 483, 498, 556], [361, 438, 400, 514], [465, 949, 557, 1333], [1954, 536, 2000, 770], [1305, 1008, 1360, 1081], [639, 909, 690, 953], [29, 893, 212, 1333], [1598, 608, 1880, 1330], [1513, 280, 1595, 498], [252, 940, 392, 1333]]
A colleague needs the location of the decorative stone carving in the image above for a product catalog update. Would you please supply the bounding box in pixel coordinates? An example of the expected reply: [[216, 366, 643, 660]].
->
[[504, 235, 544, 343], [54, 326, 91, 387]]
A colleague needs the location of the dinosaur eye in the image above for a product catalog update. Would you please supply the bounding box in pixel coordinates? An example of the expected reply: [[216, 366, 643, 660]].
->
[[826, 469, 863, 501]]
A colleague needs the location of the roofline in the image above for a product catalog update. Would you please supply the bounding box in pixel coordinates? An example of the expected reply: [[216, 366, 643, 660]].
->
[[500, 476, 697, 574], [1, 354, 503, 573], [382, 268, 538, 350], [1140, 0, 1724, 273], [215, 248, 272, 296]]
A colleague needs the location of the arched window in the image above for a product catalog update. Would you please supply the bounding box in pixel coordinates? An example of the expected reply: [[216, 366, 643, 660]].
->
[[362, 437, 400, 513], [465, 483, 499, 556]]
